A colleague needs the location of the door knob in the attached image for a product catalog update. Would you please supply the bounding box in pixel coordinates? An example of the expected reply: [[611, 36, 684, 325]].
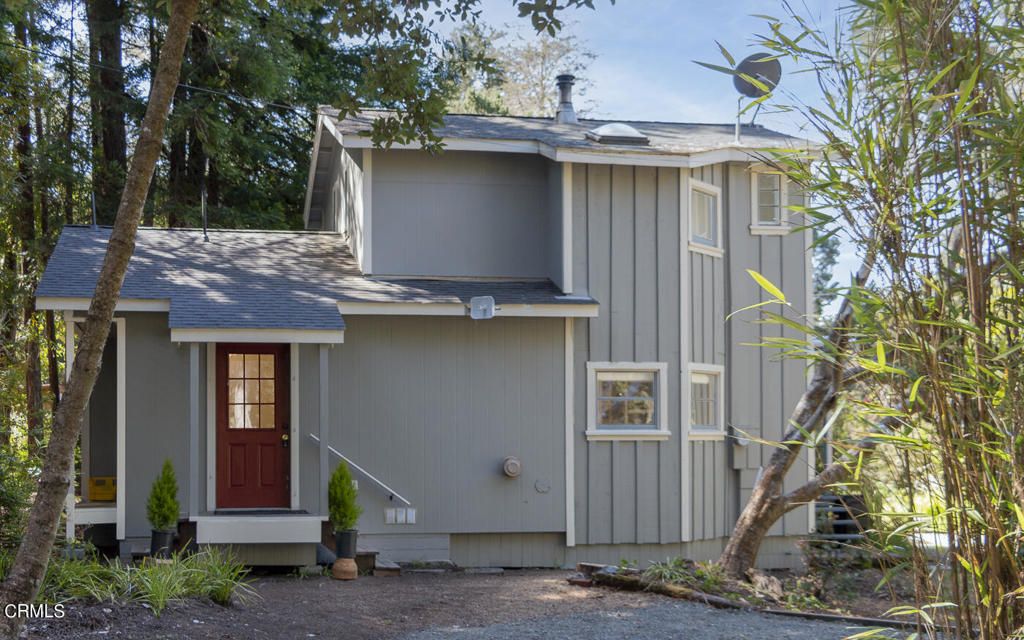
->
[[281, 433, 290, 449]]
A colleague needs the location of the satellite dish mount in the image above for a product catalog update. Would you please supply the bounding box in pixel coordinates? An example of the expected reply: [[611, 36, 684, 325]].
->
[[731, 53, 782, 144]]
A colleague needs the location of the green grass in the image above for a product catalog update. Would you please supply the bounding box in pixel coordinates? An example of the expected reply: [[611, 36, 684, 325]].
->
[[1, 546, 256, 616]]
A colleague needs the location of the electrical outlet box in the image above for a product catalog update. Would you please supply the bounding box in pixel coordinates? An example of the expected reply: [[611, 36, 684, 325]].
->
[[384, 507, 417, 524]]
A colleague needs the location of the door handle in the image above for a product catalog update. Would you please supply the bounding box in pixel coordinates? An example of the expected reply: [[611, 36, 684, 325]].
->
[[281, 433, 290, 449]]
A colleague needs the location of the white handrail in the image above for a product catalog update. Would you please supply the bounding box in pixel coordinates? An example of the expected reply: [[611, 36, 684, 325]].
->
[[307, 433, 412, 506]]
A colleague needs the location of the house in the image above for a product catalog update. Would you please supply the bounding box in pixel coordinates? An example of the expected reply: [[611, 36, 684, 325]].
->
[[36, 77, 814, 568]]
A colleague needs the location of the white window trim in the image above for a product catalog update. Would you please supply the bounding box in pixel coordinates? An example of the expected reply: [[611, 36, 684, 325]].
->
[[749, 168, 791, 235], [687, 178, 724, 257], [585, 361, 670, 441], [687, 362, 725, 440]]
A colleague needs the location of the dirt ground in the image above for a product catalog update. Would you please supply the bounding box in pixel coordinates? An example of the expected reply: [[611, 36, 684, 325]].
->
[[23, 569, 666, 639], [22, 565, 915, 639]]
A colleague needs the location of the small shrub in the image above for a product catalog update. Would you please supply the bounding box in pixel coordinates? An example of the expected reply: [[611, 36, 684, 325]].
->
[[146, 459, 179, 531], [644, 557, 690, 583], [184, 546, 254, 606], [328, 461, 361, 531], [693, 561, 725, 592]]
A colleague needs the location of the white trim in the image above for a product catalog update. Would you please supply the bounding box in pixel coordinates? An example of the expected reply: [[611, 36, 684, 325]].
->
[[749, 167, 790, 232], [688, 178, 724, 255], [290, 343, 300, 511], [193, 515, 322, 544], [361, 148, 373, 274], [805, 221, 816, 533], [563, 318, 575, 547], [115, 317, 126, 540], [188, 343, 199, 517], [171, 328, 345, 344], [338, 132, 803, 168], [37, 297, 170, 312], [206, 344, 216, 512], [318, 346, 329, 516], [748, 225, 791, 236], [74, 505, 116, 525], [686, 362, 726, 440], [679, 169, 692, 542], [336, 301, 598, 318], [561, 162, 573, 294], [688, 243, 725, 258], [302, 115, 325, 227], [584, 429, 671, 441], [63, 312, 74, 541], [584, 361, 670, 440]]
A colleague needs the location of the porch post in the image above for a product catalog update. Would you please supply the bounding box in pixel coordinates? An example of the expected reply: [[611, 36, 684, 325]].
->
[[63, 311, 75, 541], [319, 345, 329, 515], [188, 343, 199, 517]]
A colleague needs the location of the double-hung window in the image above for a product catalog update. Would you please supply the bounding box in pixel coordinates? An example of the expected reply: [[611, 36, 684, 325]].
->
[[689, 179, 723, 257], [585, 362, 670, 441], [688, 363, 724, 439], [750, 169, 792, 234]]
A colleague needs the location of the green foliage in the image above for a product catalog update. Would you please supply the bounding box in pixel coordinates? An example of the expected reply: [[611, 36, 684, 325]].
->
[[146, 459, 179, 531], [702, 1, 1024, 636], [0, 446, 32, 549], [442, 20, 597, 117], [643, 557, 725, 594], [327, 460, 361, 531], [1, 547, 254, 615]]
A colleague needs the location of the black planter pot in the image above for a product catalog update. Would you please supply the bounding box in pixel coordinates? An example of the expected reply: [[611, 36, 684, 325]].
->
[[151, 529, 175, 558], [334, 529, 357, 559]]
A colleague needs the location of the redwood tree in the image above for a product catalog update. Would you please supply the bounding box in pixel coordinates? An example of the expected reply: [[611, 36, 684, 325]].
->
[[0, 0, 199, 634]]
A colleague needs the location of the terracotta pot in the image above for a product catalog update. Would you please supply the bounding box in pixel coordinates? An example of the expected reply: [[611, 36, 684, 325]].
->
[[334, 529, 357, 559], [332, 557, 358, 580]]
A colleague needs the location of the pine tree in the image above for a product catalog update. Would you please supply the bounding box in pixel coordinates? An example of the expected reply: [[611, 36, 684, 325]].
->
[[146, 458, 179, 531]]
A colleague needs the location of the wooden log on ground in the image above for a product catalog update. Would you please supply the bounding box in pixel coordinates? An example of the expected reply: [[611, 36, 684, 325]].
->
[[591, 571, 752, 610]]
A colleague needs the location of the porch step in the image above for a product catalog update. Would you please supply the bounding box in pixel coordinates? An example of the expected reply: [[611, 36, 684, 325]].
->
[[355, 549, 377, 574], [373, 558, 402, 577]]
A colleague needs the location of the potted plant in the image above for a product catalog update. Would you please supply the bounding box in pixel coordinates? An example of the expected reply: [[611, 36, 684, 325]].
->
[[328, 460, 362, 577], [146, 458, 179, 558]]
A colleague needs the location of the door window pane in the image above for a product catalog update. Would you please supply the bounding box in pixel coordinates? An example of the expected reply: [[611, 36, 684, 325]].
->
[[226, 351, 277, 430]]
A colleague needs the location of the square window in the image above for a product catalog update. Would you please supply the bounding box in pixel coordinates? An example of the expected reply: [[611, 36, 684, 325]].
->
[[586, 363, 669, 440]]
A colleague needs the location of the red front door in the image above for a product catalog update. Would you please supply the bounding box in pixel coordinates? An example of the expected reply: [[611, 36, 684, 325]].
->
[[216, 343, 290, 508]]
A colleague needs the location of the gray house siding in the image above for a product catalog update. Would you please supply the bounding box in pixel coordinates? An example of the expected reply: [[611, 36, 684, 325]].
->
[[571, 163, 689, 545], [87, 332, 117, 478], [724, 162, 812, 538], [369, 150, 552, 278], [302, 316, 566, 535], [121, 312, 191, 538]]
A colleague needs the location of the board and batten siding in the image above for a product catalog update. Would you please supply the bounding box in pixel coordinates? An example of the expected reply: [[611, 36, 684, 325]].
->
[[312, 315, 565, 536], [571, 162, 734, 546], [724, 161, 812, 537]]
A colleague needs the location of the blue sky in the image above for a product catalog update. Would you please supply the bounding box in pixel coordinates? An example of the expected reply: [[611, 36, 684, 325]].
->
[[471, 0, 855, 313]]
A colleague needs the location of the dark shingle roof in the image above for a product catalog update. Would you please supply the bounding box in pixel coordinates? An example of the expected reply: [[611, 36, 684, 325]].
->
[[325, 109, 807, 156], [37, 226, 593, 331]]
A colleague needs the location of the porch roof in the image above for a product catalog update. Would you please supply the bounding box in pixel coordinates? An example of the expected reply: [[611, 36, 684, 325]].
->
[[36, 226, 595, 332]]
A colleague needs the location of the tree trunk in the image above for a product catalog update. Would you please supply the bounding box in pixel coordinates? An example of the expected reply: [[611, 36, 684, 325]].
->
[[0, 1, 199, 635], [718, 248, 878, 578], [86, 0, 127, 224]]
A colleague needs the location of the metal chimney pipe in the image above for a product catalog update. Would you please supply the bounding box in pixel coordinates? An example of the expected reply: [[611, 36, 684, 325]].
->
[[554, 74, 577, 124]]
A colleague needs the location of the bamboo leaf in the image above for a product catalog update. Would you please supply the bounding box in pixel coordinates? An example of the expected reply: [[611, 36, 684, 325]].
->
[[746, 269, 787, 303]]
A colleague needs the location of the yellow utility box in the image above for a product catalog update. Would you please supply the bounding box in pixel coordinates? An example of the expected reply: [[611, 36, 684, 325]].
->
[[88, 477, 116, 502]]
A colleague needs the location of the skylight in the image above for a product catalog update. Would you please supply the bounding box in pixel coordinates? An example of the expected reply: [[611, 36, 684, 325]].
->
[[585, 123, 650, 146]]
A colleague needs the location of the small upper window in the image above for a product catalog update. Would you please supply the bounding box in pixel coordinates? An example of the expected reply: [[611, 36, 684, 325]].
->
[[689, 180, 722, 255], [756, 173, 782, 225], [750, 170, 791, 234]]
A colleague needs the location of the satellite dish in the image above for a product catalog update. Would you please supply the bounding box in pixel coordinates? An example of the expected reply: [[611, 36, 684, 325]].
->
[[733, 53, 781, 98]]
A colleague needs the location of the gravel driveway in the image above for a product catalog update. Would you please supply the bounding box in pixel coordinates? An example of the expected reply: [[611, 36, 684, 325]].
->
[[26, 569, 886, 639], [399, 599, 879, 640]]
